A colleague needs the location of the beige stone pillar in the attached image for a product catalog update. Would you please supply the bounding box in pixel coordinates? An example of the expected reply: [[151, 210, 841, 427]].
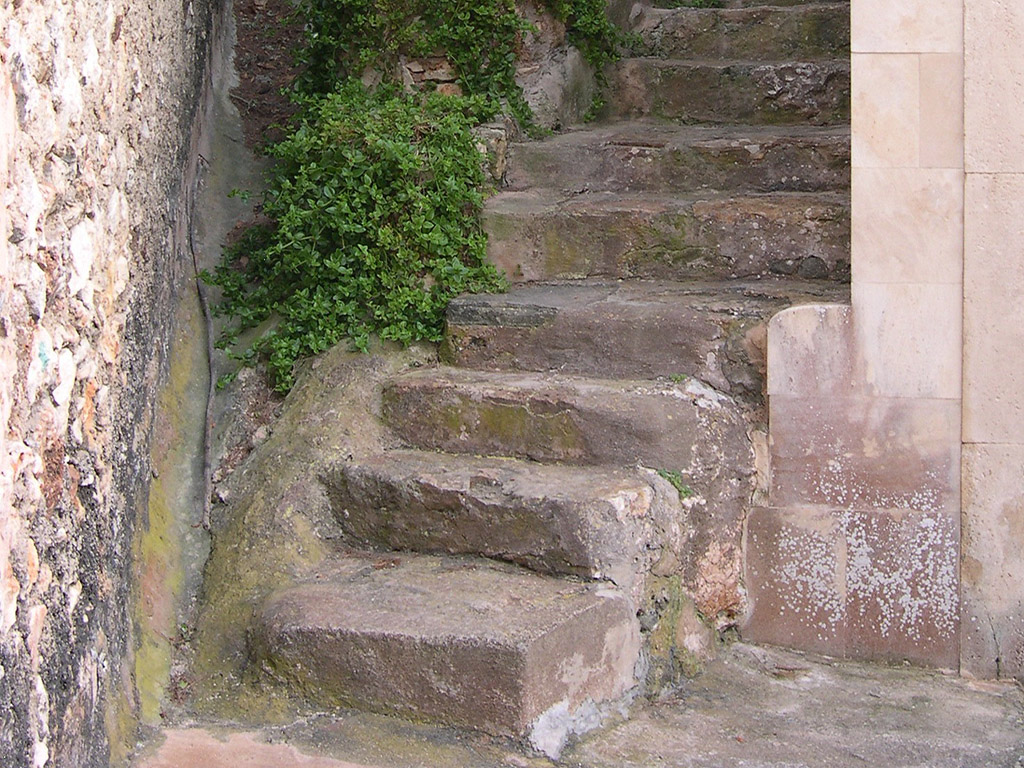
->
[[744, 0, 964, 668], [961, 2, 1024, 679]]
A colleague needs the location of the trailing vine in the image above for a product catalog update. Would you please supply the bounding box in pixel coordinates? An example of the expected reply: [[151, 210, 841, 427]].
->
[[206, 0, 622, 391]]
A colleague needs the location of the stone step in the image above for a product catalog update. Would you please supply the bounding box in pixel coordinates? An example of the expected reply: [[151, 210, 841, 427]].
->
[[662, 0, 848, 8], [322, 449, 677, 593], [505, 122, 849, 194], [610, 0, 848, 29], [632, 4, 849, 61], [382, 366, 752, 486], [484, 190, 849, 283], [253, 553, 640, 754], [604, 58, 850, 125], [442, 279, 848, 401]]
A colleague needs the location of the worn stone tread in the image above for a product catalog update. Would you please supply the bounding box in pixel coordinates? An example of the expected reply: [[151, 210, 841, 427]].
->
[[443, 278, 848, 397], [382, 366, 752, 471], [505, 121, 849, 193], [323, 449, 672, 590], [632, 3, 849, 61], [653, 0, 849, 11], [605, 57, 850, 125], [484, 189, 850, 283], [255, 553, 639, 746]]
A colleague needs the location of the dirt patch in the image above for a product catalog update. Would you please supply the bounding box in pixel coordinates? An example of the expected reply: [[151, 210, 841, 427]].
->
[[232, 0, 304, 148]]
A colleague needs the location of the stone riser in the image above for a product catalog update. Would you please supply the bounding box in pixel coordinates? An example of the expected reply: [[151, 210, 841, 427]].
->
[[442, 280, 848, 402], [381, 367, 752, 516], [605, 58, 850, 126], [322, 450, 667, 591], [505, 124, 850, 194], [634, 4, 850, 61], [484, 190, 850, 283]]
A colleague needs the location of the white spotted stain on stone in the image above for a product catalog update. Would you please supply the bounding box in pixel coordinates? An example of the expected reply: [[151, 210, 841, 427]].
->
[[811, 448, 945, 515], [774, 518, 844, 635], [844, 510, 958, 641], [769, 509, 959, 644]]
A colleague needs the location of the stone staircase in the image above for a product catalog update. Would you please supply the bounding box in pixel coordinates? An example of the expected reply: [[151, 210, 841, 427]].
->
[[248, 0, 850, 758]]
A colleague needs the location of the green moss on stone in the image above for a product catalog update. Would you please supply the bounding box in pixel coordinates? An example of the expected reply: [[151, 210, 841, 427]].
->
[[641, 575, 710, 694]]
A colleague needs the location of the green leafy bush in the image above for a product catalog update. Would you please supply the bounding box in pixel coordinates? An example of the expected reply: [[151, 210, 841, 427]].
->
[[207, 85, 505, 391]]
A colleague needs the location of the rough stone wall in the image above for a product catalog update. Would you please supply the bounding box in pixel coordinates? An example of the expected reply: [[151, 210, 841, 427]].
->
[[0, 0, 215, 766]]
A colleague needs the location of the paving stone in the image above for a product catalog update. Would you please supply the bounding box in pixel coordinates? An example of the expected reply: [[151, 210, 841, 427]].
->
[[505, 122, 849, 193], [484, 190, 849, 282], [253, 553, 640, 750], [322, 450, 677, 593], [633, 4, 850, 61], [443, 279, 849, 400], [565, 643, 1024, 768], [605, 58, 850, 125]]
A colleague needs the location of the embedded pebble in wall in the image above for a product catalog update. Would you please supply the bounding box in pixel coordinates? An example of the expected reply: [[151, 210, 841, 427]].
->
[[68, 220, 96, 306], [14, 261, 46, 320], [51, 348, 76, 407], [24, 327, 54, 404]]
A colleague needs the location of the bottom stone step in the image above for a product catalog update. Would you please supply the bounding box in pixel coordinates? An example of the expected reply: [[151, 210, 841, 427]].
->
[[254, 554, 640, 756]]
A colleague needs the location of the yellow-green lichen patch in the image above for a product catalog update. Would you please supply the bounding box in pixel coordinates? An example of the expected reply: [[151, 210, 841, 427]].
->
[[640, 575, 715, 694], [135, 293, 207, 724]]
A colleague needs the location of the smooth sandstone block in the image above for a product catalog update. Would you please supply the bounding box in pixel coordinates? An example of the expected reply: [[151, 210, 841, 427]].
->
[[852, 167, 963, 285], [766, 303, 856, 397], [852, 0, 963, 54], [963, 174, 1024, 443], [966, 2, 1024, 172], [852, 281, 962, 400], [961, 444, 1024, 679], [745, 506, 960, 668], [919, 53, 964, 169], [769, 395, 961, 514], [851, 53, 918, 169]]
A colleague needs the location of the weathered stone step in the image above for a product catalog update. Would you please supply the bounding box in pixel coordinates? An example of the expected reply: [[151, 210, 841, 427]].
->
[[604, 58, 849, 125], [484, 190, 849, 283], [254, 553, 639, 754], [656, 0, 848, 8], [505, 122, 849, 194], [633, 4, 849, 61], [442, 279, 848, 400], [323, 449, 676, 592], [610, 0, 847, 29], [382, 366, 752, 490]]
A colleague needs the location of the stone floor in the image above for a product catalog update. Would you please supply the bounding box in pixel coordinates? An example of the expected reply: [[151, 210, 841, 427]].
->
[[134, 643, 1024, 768]]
